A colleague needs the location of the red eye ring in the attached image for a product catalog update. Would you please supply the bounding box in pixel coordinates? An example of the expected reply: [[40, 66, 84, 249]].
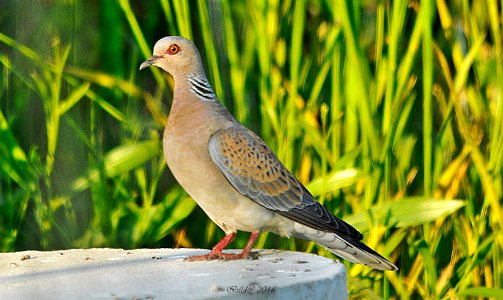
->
[[166, 44, 181, 55]]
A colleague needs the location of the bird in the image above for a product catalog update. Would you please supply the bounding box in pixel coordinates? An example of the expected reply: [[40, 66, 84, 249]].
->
[[139, 36, 398, 271]]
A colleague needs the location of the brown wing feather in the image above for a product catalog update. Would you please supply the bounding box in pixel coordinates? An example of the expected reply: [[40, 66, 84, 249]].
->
[[208, 126, 363, 240]]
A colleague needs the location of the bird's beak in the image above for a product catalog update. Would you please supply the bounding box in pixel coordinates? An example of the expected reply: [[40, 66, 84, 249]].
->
[[139, 55, 162, 70]]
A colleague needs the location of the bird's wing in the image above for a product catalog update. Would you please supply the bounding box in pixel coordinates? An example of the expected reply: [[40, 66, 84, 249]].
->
[[208, 126, 362, 240]]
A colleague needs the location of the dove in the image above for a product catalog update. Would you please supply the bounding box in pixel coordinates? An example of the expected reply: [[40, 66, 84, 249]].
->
[[139, 36, 397, 271]]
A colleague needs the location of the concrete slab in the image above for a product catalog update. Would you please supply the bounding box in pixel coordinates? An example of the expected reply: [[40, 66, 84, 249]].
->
[[0, 248, 347, 299]]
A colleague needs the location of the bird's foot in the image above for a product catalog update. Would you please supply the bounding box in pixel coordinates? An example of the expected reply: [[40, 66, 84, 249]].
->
[[184, 251, 257, 262], [184, 252, 222, 262], [184, 231, 260, 262], [219, 252, 251, 260]]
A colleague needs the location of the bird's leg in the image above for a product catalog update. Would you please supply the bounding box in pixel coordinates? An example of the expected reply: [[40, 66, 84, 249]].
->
[[184, 232, 236, 261], [184, 231, 260, 261], [219, 231, 260, 260]]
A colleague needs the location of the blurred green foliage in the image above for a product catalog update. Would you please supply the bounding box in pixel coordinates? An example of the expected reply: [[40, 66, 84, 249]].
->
[[1, 0, 502, 298]]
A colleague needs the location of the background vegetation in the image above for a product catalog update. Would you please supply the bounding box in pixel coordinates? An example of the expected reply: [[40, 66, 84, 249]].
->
[[1, 0, 502, 298]]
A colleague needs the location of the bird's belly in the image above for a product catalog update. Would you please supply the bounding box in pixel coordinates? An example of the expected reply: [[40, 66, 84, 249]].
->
[[164, 130, 276, 233]]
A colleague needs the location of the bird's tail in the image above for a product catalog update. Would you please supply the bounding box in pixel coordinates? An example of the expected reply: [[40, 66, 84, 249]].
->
[[292, 225, 398, 271]]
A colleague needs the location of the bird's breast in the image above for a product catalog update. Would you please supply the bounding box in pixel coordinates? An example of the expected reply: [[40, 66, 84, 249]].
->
[[162, 105, 278, 233]]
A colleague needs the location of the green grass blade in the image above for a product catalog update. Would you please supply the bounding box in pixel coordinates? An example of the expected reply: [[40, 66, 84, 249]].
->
[[459, 287, 503, 298], [345, 197, 466, 232], [71, 139, 160, 193], [118, 0, 165, 88], [58, 82, 90, 116], [307, 168, 363, 197], [422, 0, 434, 197]]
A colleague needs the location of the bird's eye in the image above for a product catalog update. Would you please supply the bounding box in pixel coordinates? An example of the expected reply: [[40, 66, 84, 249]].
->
[[166, 44, 181, 55]]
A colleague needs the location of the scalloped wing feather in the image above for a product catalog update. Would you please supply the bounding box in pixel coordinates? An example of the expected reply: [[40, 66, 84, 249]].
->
[[208, 126, 363, 240]]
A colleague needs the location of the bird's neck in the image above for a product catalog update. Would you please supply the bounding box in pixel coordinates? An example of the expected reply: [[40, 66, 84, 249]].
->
[[168, 73, 235, 130], [169, 73, 218, 120], [174, 73, 216, 102]]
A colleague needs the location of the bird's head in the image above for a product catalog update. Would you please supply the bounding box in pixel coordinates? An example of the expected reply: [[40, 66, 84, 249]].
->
[[139, 36, 204, 76]]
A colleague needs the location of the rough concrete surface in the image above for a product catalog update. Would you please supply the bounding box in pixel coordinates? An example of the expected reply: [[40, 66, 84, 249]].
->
[[0, 248, 347, 300]]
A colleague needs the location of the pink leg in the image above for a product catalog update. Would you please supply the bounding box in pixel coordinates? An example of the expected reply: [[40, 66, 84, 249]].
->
[[219, 231, 260, 260], [185, 231, 260, 261], [185, 232, 236, 262]]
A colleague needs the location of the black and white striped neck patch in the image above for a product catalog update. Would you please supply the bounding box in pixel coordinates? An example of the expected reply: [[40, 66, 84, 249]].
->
[[188, 76, 215, 101]]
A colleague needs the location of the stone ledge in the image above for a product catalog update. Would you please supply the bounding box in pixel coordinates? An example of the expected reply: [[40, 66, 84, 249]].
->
[[0, 248, 347, 300]]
